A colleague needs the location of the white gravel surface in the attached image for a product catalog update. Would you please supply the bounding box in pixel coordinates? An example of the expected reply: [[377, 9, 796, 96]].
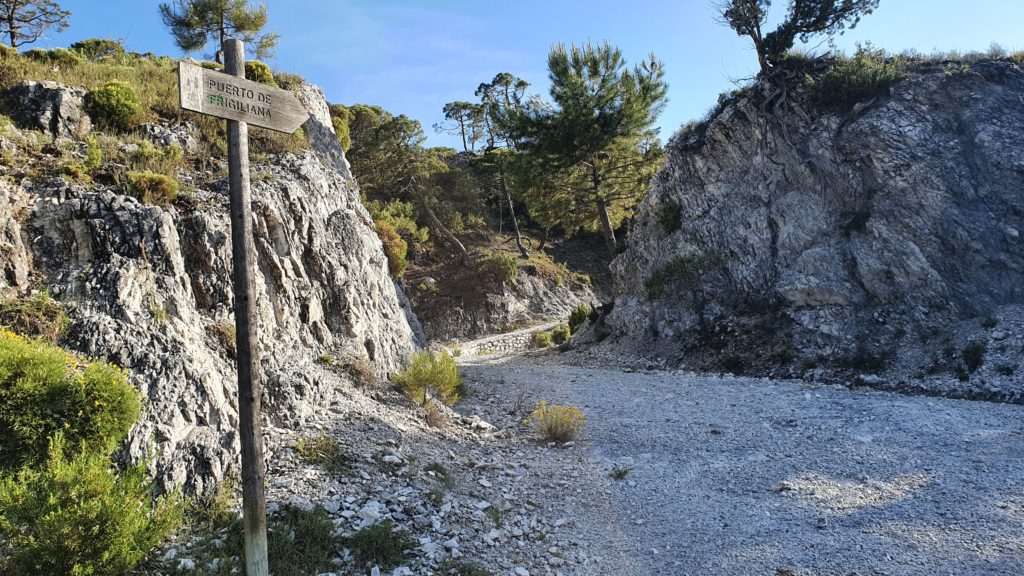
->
[[459, 352, 1024, 576]]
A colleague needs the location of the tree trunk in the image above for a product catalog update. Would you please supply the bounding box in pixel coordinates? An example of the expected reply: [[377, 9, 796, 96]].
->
[[498, 166, 529, 258], [537, 228, 549, 252], [592, 164, 617, 253], [595, 197, 617, 254], [419, 196, 469, 260]]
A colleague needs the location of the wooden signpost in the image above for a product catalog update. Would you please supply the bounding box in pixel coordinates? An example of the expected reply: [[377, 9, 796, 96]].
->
[[179, 39, 309, 576]]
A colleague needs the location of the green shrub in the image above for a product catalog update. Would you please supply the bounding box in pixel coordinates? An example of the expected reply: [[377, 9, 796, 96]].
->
[[273, 71, 305, 89], [645, 254, 720, 300], [659, 201, 682, 234], [524, 401, 585, 442], [22, 48, 83, 68], [244, 60, 278, 87], [532, 331, 553, 348], [128, 140, 183, 176], [568, 304, 591, 333], [995, 364, 1015, 376], [84, 136, 103, 171], [293, 432, 349, 475], [366, 199, 429, 246], [551, 325, 571, 345], [392, 351, 462, 406], [808, 44, 904, 113], [127, 171, 179, 206], [376, 221, 409, 277], [69, 39, 126, 62], [346, 521, 415, 569], [266, 505, 339, 576], [0, 434, 183, 576], [479, 250, 518, 284], [0, 44, 16, 60], [185, 477, 237, 532], [980, 315, 998, 329], [84, 81, 142, 131], [963, 340, 987, 373], [0, 330, 140, 470], [0, 291, 69, 342]]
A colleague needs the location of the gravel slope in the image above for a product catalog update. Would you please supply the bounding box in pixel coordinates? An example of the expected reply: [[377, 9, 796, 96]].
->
[[459, 353, 1024, 576]]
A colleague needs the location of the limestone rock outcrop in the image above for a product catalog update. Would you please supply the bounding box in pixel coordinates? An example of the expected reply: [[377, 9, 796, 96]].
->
[[3, 81, 420, 491], [610, 59, 1024, 385], [6, 81, 92, 139]]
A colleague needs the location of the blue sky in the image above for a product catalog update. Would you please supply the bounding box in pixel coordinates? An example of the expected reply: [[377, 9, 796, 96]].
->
[[39, 1, 1024, 148]]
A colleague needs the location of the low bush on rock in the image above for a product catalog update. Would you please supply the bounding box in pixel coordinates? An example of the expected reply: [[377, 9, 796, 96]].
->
[[525, 401, 585, 442], [0, 434, 183, 576], [478, 250, 518, 284], [659, 200, 682, 233], [376, 220, 409, 277], [346, 521, 415, 569], [569, 304, 590, 333], [0, 290, 69, 342], [127, 170, 179, 206], [645, 254, 720, 300], [244, 60, 278, 87], [962, 340, 987, 373], [551, 325, 572, 345], [437, 560, 494, 575], [0, 329, 139, 470], [808, 44, 904, 113], [85, 80, 142, 131], [392, 351, 462, 406]]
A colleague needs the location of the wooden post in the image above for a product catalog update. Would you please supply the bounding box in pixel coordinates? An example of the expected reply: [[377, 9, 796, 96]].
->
[[223, 38, 269, 576]]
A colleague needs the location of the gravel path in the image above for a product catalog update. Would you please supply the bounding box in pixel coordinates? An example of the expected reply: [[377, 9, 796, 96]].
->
[[459, 352, 1024, 576]]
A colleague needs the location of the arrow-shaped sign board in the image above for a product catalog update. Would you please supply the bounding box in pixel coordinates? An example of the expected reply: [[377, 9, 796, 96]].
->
[[179, 61, 309, 133]]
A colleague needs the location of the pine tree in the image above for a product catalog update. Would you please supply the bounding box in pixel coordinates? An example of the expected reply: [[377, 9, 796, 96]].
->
[[159, 0, 278, 63], [0, 0, 69, 48], [508, 41, 667, 253]]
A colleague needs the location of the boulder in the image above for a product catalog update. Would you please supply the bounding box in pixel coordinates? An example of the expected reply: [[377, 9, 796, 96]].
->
[[6, 81, 91, 139]]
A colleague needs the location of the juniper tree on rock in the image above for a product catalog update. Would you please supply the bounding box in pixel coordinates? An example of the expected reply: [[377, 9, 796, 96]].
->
[[717, 0, 881, 74], [506, 41, 667, 253], [159, 0, 278, 63], [0, 0, 69, 48]]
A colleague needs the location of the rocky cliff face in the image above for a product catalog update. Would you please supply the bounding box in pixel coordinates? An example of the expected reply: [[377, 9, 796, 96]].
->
[[408, 268, 595, 343], [610, 59, 1024, 397], [1, 82, 422, 492]]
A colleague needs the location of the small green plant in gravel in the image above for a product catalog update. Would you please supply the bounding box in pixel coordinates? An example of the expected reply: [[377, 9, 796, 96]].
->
[[980, 315, 998, 329], [425, 461, 453, 486], [524, 401, 585, 443], [609, 465, 633, 480], [266, 505, 339, 576], [293, 432, 350, 476], [127, 170, 179, 206], [346, 521, 415, 569], [392, 351, 462, 406], [995, 364, 1015, 376]]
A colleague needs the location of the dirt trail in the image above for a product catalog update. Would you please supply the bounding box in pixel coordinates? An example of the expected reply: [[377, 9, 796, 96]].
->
[[459, 352, 1024, 576]]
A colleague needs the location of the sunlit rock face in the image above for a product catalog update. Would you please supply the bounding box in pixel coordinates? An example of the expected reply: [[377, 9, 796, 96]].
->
[[611, 60, 1024, 383], [4, 81, 421, 492]]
